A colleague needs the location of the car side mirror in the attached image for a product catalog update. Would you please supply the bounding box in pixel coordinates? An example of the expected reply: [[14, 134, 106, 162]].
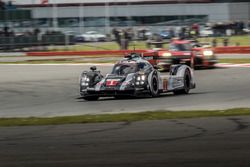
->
[[90, 66, 97, 71]]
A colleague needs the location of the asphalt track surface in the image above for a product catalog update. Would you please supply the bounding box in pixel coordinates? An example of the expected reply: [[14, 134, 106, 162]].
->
[[1, 65, 250, 167], [1, 65, 250, 117], [0, 116, 250, 167]]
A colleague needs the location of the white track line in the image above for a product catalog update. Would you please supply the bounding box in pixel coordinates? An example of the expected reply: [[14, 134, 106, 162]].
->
[[216, 63, 250, 68]]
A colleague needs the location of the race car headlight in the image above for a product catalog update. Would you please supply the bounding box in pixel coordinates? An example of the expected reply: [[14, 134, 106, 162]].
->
[[135, 75, 146, 85], [81, 82, 89, 86], [136, 75, 146, 81], [141, 75, 146, 81], [203, 50, 214, 57], [81, 75, 90, 86], [82, 75, 90, 82], [162, 52, 172, 57]]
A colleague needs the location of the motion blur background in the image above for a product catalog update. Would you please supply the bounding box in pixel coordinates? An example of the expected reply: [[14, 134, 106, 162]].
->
[[0, 0, 249, 50]]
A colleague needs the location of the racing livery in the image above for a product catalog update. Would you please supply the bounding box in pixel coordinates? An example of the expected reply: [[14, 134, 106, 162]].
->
[[143, 39, 217, 71], [80, 53, 195, 101], [191, 41, 218, 68]]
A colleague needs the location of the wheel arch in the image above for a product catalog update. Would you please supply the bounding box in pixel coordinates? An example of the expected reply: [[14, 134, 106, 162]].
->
[[147, 70, 161, 96], [170, 64, 195, 89]]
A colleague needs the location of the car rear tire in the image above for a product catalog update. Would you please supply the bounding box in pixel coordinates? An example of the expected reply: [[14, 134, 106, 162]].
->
[[173, 69, 191, 95]]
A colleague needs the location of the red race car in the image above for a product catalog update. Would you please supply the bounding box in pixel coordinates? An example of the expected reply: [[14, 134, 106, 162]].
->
[[143, 39, 217, 71]]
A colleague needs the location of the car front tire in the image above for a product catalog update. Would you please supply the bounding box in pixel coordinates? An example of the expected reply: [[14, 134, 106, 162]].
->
[[150, 73, 159, 97]]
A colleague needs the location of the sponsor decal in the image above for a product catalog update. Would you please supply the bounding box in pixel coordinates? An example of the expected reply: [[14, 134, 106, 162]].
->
[[163, 78, 168, 90], [106, 79, 120, 86]]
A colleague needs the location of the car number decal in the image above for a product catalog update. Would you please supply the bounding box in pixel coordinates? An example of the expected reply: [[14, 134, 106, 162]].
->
[[163, 78, 168, 90], [106, 79, 120, 86]]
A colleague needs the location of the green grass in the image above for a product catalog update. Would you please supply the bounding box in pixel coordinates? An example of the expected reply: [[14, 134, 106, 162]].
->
[[0, 56, 25, 58], [69, 42, 120, 51], [219, 58, 250, 64], [50, 41, 150, 51], [1, 108, 250, 127], [0, 35, 249, 53], [198, 35, 250, 46], [50, 35, 250, 51]]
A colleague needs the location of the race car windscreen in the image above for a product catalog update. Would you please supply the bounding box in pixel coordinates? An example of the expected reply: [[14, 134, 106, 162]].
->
[[111, 64, 138, 75], [169, 43, 192, 51]]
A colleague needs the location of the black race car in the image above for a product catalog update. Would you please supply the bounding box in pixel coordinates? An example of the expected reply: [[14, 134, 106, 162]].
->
[[80, 53, 195, 101]]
